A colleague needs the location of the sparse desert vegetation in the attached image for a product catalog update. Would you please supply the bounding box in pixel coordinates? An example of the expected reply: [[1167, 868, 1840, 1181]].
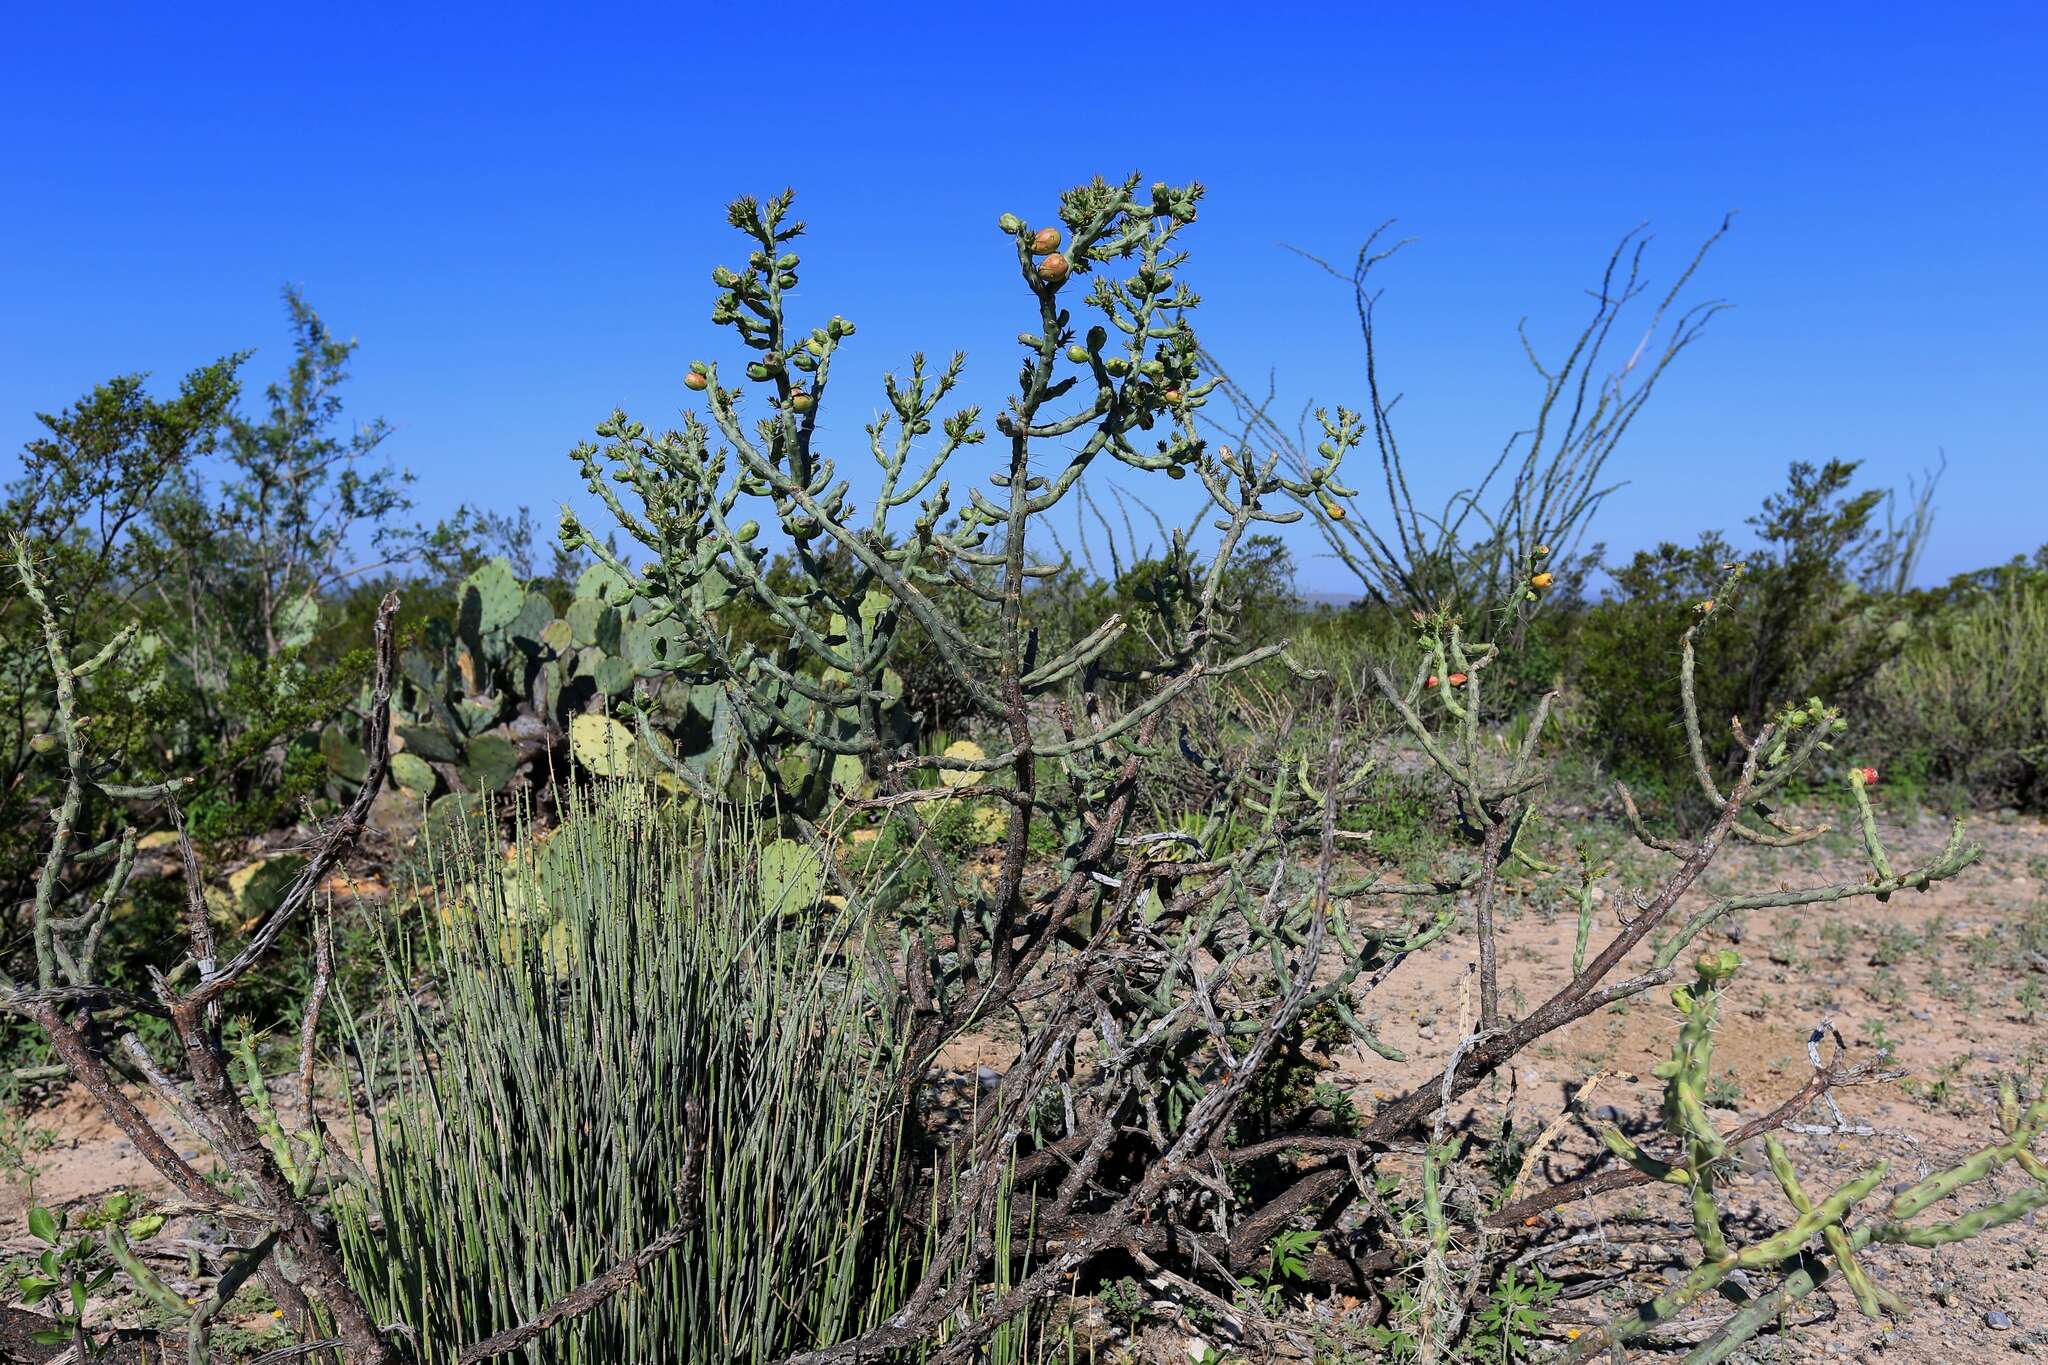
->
[[3, 176, 2043, 1365]]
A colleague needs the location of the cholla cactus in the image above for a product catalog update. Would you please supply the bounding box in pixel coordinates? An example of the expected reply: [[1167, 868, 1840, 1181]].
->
[[561, 180, 1350, 811], [559, 178, 1449, 1362], [1565, 952, 2048, 1362]]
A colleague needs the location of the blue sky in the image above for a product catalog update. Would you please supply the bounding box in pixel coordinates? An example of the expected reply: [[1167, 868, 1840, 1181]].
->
[[4, 3, 2043, 592]]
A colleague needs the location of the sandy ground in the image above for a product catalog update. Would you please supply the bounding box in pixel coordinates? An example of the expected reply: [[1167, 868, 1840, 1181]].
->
[[5, 804, 2044, 1361], [1315, 806, 2048, 1363]]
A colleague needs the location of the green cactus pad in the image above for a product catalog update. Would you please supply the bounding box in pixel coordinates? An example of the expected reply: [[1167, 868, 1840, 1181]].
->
[[391, 751, 438, 796], [566, 599, 621, 652], [320, 723, 369, 783], [757, 837, 827, 911], [939, 739, 988, 789], [576, 561, 632, 604], [697, 564, 737, 611], [463, 557, 524, 634], [968, 803, 1008, 845], [276, 593, 320, 650], [569, 714, 639, 777], [397, 724, 460, 764], [508, 591, 555, 644], [829, 752, 869, 799], [594, 656, 636, 697], [463, 734, 520, 793], [539, 618, 574, 655], [227, 855, 308, 919], [423, 792, 486, 847], [454, 694, 502, 736]]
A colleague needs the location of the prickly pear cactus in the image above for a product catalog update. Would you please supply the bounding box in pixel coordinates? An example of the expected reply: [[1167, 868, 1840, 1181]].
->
[[569, 714, 638, 778], [757, 837, 826, 911], [320, 554, 692, 813]]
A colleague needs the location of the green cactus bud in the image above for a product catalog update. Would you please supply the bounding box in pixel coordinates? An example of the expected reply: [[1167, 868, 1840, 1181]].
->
[[1695, 949, 1741, 984], [1066, 344, 1090, 363], [998, 212, 1023, 233], [28, 733, 58, 756], [1104, 357, 1131, 377], [712, 266, 740, 287], [746, 362, 772, 382]]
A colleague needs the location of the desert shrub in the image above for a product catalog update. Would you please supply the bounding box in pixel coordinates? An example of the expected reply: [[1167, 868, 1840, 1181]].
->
[[1574, 459, 1925, 791], [1864, 549, 2048, 808], [336, 789, 912, 1363]]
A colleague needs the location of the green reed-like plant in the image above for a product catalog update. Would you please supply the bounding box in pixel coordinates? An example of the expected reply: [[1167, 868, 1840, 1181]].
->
[[334, 787, 913, 1363]]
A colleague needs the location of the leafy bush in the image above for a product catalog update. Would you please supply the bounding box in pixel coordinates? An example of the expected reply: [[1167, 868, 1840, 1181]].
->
[[1864, 549, 2048, 808], [1574, 459, 1923, 790]]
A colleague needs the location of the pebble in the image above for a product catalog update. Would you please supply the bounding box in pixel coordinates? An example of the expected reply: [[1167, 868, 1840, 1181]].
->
[[1984, 1310, 2013, 1330]]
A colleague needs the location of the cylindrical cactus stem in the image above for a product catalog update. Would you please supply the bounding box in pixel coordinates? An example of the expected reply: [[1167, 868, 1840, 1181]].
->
[[1848, 765, 1898, 893], [1765, 1137, 1903, 1319], [1597, 1121, 1689, 1183]]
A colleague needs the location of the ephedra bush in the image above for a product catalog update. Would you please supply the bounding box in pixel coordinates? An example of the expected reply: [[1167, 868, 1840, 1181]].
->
[[334, 790, 912, 1363]]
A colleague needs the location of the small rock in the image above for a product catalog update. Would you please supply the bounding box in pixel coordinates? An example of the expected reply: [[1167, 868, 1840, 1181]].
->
[[1593, 1104, 1628, 1122], [1984, 1310, 2013, 1330], [1909, 1009, 1933, 1022], [976, 1065, 1002, 1090]]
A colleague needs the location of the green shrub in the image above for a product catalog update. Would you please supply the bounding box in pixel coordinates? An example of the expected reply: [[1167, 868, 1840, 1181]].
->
[[1574, 460, 1923, 790], [1865, 551, 2048, 808], [335, 788, 915, 1362]]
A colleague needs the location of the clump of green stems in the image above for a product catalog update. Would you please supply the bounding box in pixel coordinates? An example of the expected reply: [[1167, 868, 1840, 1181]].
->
[[335, 786, 914, 1363]]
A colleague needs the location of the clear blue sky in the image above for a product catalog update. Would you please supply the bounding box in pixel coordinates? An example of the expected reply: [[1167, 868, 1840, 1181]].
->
[[5, 3, 2043, 592]]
